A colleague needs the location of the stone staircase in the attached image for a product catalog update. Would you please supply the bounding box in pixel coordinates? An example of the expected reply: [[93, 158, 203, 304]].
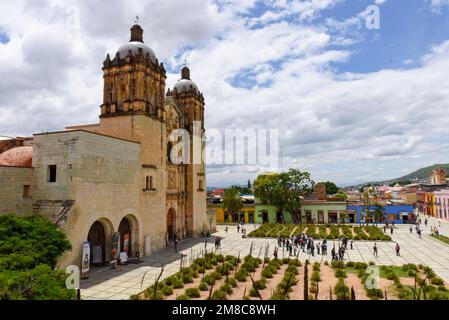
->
[[33, 199, 75, 227]]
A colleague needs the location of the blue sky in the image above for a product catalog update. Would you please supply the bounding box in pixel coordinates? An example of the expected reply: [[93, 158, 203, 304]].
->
[[1, 0, 449, 187]]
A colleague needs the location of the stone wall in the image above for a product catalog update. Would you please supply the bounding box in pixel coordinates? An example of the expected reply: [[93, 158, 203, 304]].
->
[[0, 166, 33, 215]]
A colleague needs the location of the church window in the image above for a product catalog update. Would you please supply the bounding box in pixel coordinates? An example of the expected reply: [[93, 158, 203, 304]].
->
[[167, 142, 173, 163], [23, 185, 30, 198], [48, 165, 57, 183]]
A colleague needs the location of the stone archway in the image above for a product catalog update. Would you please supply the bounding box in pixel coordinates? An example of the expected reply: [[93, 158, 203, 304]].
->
[[87, 218, 114, 266], [118, 214, 139, 258], [167, 208, 176, 240]]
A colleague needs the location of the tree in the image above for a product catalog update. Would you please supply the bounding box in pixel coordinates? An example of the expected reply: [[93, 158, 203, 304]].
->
[[373, 203, 385, 225], [247, 179, 252, 190], [323, 181, 339, 195], [253, 169, 314, 223], [0, 214, 72, 270], [222, 188, 244, 223], [0, 214, 75, 300]]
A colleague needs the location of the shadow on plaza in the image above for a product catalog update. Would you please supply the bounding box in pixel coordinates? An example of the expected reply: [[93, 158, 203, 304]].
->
[[80, 235, 220, 289]]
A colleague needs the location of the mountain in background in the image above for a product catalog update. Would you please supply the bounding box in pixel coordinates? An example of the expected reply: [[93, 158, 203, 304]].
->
[[348, 163, 449, 188], [390, 163, 449, 183]]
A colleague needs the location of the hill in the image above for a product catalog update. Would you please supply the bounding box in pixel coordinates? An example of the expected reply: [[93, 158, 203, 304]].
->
[[349, 163, 449, 188], [389, 163, 449, 183]]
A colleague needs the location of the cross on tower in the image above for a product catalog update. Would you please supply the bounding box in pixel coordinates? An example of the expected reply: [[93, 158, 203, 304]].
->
[[135, 15, 139, 24]]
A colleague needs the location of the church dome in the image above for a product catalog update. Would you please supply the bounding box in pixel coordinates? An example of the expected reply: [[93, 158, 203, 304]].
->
[[173, 66, 199, 94], [117, 42, 156, 62], [116, 23, 157, 63], [0, 146, 33, 168]]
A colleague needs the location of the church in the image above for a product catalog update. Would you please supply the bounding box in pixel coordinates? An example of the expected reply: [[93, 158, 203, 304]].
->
[[0, 23, 208, 268]]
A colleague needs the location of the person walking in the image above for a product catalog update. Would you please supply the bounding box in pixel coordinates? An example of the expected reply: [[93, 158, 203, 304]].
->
[[390, 227, 394, 235], [350, 239, 354, 250], [165, 233, 169, 247], [273, 247, 278, 259], [373, 243, 378, 257], [425, 218, 428, 227], [174, 238, 178, 252], [409, 225, 413, 233], [395, 242, 400, 256], [225, 226, 228, 233], [383, 225, 387, 234], [237, 224, 240, 233], [316, 242, 321, 255]]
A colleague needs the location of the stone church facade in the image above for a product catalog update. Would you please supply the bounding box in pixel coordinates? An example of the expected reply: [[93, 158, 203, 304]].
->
[[0, 24, 208, 268]]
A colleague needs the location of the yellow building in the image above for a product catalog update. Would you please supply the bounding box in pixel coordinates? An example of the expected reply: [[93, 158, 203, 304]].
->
[[209, 204, 255, 224], [427, 193, 435, 217]]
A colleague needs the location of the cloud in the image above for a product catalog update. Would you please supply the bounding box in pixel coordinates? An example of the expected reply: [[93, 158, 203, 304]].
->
[[1, 0, 449, 187]]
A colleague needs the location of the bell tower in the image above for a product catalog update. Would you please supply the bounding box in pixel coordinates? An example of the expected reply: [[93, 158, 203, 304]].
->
[[167, 66, 206, 236], [100, 23, 166, 119]]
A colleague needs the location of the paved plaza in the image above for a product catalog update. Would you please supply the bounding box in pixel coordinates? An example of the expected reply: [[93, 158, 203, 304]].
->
[[80, 219, 449, 300]]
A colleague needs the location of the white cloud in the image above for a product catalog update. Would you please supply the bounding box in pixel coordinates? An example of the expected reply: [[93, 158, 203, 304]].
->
[[1, 0, 449, 187]]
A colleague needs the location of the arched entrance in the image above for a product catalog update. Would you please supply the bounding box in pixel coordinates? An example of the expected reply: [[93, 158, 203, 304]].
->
[[118, 218, 131, 255], [87, 219, 113, 266], [118, 215, 139, 258], [167, 208, 176, 240]]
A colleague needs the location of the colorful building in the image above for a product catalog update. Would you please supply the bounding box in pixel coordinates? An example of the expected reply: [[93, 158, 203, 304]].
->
[[211, 204, 256, 224], [434, 189, 449, 222], [346, 204, 415, 224], [255, 201, 347, 224]]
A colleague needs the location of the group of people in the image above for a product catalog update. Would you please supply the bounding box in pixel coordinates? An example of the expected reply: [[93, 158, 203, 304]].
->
[[236, 222, 247, 238], [274, 234, 355, 260]]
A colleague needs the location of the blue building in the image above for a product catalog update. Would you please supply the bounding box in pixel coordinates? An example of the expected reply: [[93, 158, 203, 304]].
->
[[347, 204, 415, 224]]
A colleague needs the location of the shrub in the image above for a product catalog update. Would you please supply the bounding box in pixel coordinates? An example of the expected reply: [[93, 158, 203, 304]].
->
[[355, 262, 368, 270], [203, 274, 216, 286], [176, 294, 191, 300], [146, 289, 164, 300], [287, 265, 299, 275], [366, 288, 384, 300], [164, 276, 174, 286], [254, 278, 267, 290], [185, 288, 201, 298], [161, 286, 173, 296], [249, 288, 259, 297], [331, 261, 345, 269], [182, 273, 193, 284], [431, 277, 445, 286], [311, 270, 321, 282], [198, 282, 208, 291], [368, 261, 375, 266], [334, 279, 350, 300], [313, 262, 320, 271], [262, 267, 273, 279], [289, 259, 301, 267], [235, 270, 248, 282], [346, 261, 355, 268], [172, 278, 184, 289], [335, 269, 347, 279], [227, 277, 238, 288], [282, 258, 290, 265], [211, 290, 227, 300], [220, 283, 233, 294]]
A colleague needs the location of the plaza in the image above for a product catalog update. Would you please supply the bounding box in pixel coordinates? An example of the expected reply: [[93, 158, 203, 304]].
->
[[80, 218, 449, 300]]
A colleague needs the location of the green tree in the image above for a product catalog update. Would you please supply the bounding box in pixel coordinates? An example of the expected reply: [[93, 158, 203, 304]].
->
[[323, 181, 339, 195], [373, 203, 385, 225], [222, 188, 244, 222], [0, 214, 75, 300], [253, 169, 314, 223], [0, 214, 71, 270]]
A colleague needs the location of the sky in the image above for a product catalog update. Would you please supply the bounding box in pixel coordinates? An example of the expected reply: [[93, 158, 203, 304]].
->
[[1, 0, 449, 187]]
